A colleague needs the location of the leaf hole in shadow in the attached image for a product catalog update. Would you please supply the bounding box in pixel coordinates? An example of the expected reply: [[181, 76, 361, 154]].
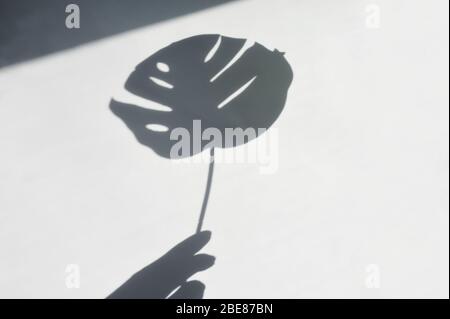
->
[[204, 35, 222, 63], [149, 76, 174, 89], [156, 62, 170, 73], [146, 123, 169, 132], [217, 76, 257, 109]]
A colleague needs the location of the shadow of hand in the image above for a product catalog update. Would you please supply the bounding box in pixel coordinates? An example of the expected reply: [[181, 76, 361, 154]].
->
[[107, 231, 215, 299]]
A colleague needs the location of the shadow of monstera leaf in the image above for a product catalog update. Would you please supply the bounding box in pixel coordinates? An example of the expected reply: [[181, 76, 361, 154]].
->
[[110, 34, 293, 159], [110, 34, 293, 234]]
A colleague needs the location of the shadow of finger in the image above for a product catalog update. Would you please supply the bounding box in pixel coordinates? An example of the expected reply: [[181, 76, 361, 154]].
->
[[169, 280, 205, 299]]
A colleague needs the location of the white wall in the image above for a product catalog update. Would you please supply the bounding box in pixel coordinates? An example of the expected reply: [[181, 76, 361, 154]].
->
[[0, 0, 448, 298]]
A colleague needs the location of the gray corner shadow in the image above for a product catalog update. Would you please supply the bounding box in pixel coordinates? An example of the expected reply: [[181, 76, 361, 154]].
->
[[0, 0, 239, 68]]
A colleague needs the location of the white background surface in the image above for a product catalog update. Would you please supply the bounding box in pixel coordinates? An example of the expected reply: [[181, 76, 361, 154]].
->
[[0, 0, 448, 298]]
